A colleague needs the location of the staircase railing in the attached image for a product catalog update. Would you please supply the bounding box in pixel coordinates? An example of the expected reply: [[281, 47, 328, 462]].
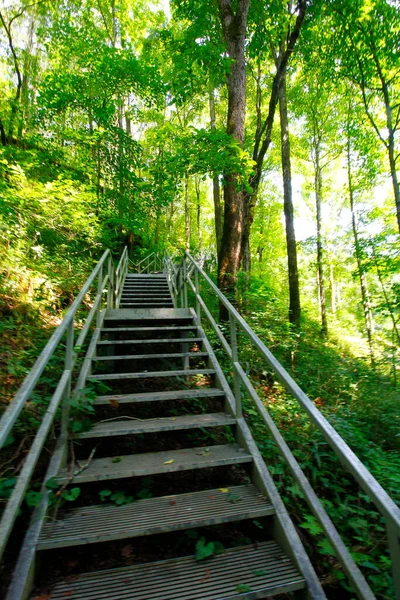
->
[[163, 250, 400, 600], [0, 248, 127, 561], [129, 252, 163, 274]]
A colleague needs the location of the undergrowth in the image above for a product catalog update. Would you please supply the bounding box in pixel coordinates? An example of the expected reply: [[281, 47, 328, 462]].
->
[[195, 270, 399, 599]]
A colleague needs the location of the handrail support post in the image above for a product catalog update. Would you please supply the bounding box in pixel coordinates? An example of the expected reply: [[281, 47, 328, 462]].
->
[[229, 313, 242, 417], [183, 258, 188, 308], [195, 268, 201, 321]]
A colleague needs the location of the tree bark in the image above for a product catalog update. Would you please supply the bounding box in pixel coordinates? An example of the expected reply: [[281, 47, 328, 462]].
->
[[314, 145, 328, 335], [241, 1, 307, 269], [195, 176, 202, 248], [209, 86, 223, 254], [217, 0, 250, 306], [279, 75, 301, 327], [184, 175, 190, 250], [0, 10, 23, 141], [347, 135, 375, 364]]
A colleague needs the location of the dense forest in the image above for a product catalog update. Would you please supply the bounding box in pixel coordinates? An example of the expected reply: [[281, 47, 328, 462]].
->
[[0, 0, 399, 597]]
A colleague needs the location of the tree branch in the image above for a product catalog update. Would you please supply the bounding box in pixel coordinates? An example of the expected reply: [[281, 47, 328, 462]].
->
[[252, 0, 308, 175]]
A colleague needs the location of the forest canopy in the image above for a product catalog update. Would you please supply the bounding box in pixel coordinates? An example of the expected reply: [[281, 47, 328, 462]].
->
[[1, 1, 400, 597]]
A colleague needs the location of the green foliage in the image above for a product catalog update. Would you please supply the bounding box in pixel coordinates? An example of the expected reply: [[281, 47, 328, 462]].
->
[[195, 537, 225, 561], [99, 489, 134, 505]]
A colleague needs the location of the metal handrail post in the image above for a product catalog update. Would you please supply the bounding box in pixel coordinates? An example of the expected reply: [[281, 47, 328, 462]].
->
[[96, 264, 103, 327], [183, 258, 188, 308], [107, 256, 114, 309], [229, 313, 242, 417], [62, 320, 74, 437], [195, 267, 201, 321]]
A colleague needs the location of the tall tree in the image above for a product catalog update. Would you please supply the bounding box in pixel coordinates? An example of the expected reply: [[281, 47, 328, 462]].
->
[[332, 0, 400, 232], [216, 0, 250, 300]]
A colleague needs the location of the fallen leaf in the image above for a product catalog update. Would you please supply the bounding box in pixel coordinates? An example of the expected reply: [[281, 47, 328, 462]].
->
[[251, 568, 267, 576], [200, 568, 211, 583], [121, 544, 133, 558], [208, 495, 215, 500], [164, 459, 175, 465], [62, 592, 73, 597], [112, 457, 122, 463], [236, 584, 252, 593], [218, 488, 229, 493], [170, 499, 176, 506], [109, 399, 119, 408]]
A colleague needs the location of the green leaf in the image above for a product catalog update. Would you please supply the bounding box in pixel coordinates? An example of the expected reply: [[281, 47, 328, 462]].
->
[[62, 487, 81, 502], [299, 515, 323, 535], [46, 477, 60, 490], [25, 490, 43, 507], [195, 537, 215, 560], [236, 584, 252, 593], [99, 489, 112, 501]]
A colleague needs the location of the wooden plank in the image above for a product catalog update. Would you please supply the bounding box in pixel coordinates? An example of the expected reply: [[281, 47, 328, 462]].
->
[[56, 444, 252, 484], [74, 412, 236, 439], [87, 369, 215, 381], [104, 308, 191, 320], [93, 388, 225, 405], [47, 541, 305, 600], [92, 352, 208, 361], [101, 326, 197, 333], [38, 485, 272, 549], [97, 337, 201, 345]]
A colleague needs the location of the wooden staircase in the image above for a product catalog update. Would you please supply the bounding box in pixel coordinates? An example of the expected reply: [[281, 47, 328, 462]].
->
[[31, 273, 317, 599], [3, 251, 397, 600]]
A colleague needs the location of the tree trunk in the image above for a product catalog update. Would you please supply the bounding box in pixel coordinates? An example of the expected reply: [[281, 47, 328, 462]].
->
[[195, 176, 202, 248], [279, 76, 301, 327], [18, 12, 35, 139], [217, 0, 250, 307], [184, 176, 190, 250], [241, 3, 308, 267], [0, 10, 23, 141], [330, 264, 336, 314], [209, 86, 223, 254], [315, 147, 328, 335], [347, 135, 375, 364], [0, 118, 6, 146]]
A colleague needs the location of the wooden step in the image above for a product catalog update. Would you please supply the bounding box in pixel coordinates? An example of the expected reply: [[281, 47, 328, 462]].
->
[[119, 304, 174, 308], [56, 444, 252, 484], [93, 387, 225, 405], [75, 412, 235, 439], [87, 369, 215, 381], [46, 541, 305, 599], [122, 285, 170, 289], [120, 293, 171, 297], [38, 485, 271, 550], [92, 352, 208, 361], [104, 308, 192, 322], [101, 326, 197, 333], [97, 337, 201, 346]]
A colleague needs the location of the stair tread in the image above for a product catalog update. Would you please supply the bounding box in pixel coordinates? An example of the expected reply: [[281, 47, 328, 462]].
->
[[56, 444, 252, 484], [101, 326, 197, 332], [93, 352, 208, 361], [46, 541, 305, 599], [105, 308, 191, 319], [97, 337, 200, 345], [38, 484, 271, 549], [75, 412, 236, 439], [93, 388, 225, 405], [88, 369, 215, 381], [119, 304, 174, 307]]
